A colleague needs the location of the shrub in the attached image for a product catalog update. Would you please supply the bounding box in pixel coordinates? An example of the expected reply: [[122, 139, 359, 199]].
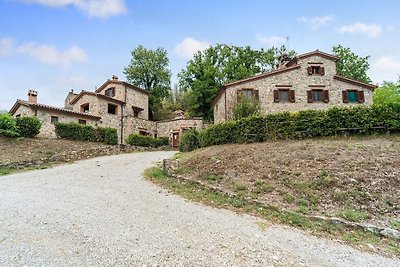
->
[[97, 127, 118, 145], [125, 134, 168, 147], [16, 116, 41, 138], [232, 97, 261, 120], [0, 113, 19, 137], [190, 103, 400, 152], [179, 129, 201, 152], [54, 122, 118, 144]]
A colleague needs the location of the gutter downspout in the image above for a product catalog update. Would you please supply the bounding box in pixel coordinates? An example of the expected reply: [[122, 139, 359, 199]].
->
[[224, 88, 227, 121], [120, 85, 128, 145]]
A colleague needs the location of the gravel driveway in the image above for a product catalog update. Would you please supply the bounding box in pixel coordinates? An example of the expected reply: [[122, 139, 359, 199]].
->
[[0, 151, 398, 266]]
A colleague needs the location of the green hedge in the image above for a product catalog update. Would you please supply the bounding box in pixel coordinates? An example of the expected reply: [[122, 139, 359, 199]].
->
[[16, 116, 42, 138], [125, 134, 169, 147], [54, 122, 118, 145], [182, 104, 400, 151]]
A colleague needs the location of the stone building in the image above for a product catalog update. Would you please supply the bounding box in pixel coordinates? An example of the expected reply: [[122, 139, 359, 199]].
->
[[212, 50, 377, 124], [10, 76, 202, 146]]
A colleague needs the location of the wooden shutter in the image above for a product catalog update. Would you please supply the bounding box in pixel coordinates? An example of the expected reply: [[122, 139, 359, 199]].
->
[[307, 66, 312, 75], [320, 67, 325, 75], [273, 89, 279, 103], [254, 90, 259, 101], [307, 90, 313, 103], [289, 90, 295, 103], [323, 90, 329, 103], [358, 90, 365, 103], [237, 90, 242, 101], [342, 90, 349, 103]]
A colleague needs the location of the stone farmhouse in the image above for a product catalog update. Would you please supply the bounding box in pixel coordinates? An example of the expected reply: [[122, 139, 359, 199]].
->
[[212, 50, 377, 123], [10, 76, 203, 146]]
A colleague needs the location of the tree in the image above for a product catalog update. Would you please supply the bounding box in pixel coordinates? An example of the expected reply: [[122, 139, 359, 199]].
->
[[178, 44, 295, 120], [373, 80, 400, 105], [124, 45, 172, 120], [332, 45, 371, 83]]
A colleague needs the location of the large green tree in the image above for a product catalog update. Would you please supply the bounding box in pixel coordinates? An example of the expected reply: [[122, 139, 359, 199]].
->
[[373, 78, 400, 105], [178, 44, 295, 120], [332, 45, 371, 83], [124, 45, 172, 120]]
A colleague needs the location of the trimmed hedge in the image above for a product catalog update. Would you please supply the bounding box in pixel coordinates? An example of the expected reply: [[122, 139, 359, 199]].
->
[[54, 122, 118, 145], [16, 116, 42, 138], [181, 104, 400, 151], [125, 134, 169, 147], [0, 113, 19, 137]]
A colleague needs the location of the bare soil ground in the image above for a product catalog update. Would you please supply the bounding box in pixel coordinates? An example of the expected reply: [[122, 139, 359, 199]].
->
[[177, 135, 400, 229], [0, 136, 110, 164]]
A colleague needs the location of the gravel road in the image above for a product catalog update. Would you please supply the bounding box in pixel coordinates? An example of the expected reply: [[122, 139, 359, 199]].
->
[[0, 151, 398, 266]]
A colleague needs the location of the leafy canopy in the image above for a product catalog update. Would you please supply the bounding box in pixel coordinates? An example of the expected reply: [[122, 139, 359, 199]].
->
[[332, 45, 371, 83], [373, 78, 400, 105], [178, 44, 295, 120], [124, 45, 172, 120]]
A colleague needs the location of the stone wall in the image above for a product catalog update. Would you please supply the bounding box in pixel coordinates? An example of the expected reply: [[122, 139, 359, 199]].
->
[[157, 118, 204, 137], [72, 94, 100, 115], [214, 54, 374, 124]]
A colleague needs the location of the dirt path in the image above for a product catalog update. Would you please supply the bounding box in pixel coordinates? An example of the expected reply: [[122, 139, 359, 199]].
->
[[0, 152, 398, 266]]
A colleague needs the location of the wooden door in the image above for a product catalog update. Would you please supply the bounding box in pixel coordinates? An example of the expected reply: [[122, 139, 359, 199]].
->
[[172, 132, 180, 147]]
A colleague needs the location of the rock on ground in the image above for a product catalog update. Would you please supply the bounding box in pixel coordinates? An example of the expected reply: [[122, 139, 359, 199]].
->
[[0, 151, 398, 266]]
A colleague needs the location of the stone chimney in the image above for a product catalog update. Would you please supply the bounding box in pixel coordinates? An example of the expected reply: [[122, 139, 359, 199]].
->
[[28, 90, 38, 104], [112, 75, 119, 80]]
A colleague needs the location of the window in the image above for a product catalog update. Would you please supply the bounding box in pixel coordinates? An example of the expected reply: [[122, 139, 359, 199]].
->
[[237, 89, 259, 102], [307, 89, 329, 103], [80, 103, 89, 113], [51, 116, 59, 123], [307, 66, 325, 75], [108, 103, 117, 115], [78, 119, 86, 125], [342, 90, 365, 103], [273, 89, 295, 103], [132, 106, 143, 118], [139, 130, 149, 136], [105, 87, 115, 97]]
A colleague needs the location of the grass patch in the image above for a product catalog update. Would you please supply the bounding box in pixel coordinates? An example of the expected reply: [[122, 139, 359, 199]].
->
[[253, 180, 273, 194], [145, 166, 399, 257], [389, 220, 400, 230], [0, 167, 14, 176], [339, 209, 370, 222]]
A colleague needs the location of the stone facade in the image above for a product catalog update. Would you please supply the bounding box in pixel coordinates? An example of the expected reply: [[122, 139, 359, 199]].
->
[[213, 51, 377, 124], [10, 76, 205, 146]]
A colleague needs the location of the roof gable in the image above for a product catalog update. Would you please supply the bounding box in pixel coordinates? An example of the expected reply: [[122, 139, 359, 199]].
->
[[70, 90, 125, 105], [95, 79, 149, 95], [9, 100, 101, 119]]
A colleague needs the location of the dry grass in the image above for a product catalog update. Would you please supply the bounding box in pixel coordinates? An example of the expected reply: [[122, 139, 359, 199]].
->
[[177, 135, 400, 229]]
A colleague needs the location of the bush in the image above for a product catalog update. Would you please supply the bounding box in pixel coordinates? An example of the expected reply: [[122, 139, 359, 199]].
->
[[232, 97, 261, 120], [179, 129, 201, 152], [125, 134, 168, 147], [97, 127, 118, 145], [192, 103, 400, 152], [54, 122, 118, 145], [0, 113, 19, 137], [16, 116, 41, 138]]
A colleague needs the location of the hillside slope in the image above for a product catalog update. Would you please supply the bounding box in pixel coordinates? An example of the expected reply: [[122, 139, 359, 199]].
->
[[177, 136, 400, 229]]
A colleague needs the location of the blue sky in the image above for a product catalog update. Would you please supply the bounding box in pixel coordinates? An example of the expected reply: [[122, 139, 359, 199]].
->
[[1, 0, 399, 110]]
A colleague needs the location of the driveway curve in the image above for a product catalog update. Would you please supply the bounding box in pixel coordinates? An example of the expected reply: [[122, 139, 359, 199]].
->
[[0, 151, 398, 266]]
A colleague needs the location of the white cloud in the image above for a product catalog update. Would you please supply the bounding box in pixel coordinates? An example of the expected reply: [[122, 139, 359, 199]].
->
[[18, 0, 127, 18], [0, 37, 88, 67], [256, 35, 286, 47], [297, 15, 334, 30], [374, 55, 400, 70], [174, 37, 210, 59], [339, 22, 382, 38], [0, 38, 14, 56]]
